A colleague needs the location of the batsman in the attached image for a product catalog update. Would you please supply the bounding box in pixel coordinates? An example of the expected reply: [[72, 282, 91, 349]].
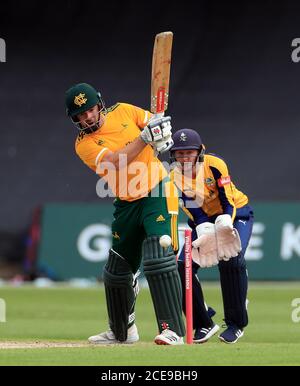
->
[[65, 81, 185, 345], [170, 128, 254, 344]]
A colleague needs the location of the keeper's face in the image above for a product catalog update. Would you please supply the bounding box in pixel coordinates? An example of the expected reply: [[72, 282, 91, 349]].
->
[[173, 149, 199, 175], [174, 149, 199, 165]]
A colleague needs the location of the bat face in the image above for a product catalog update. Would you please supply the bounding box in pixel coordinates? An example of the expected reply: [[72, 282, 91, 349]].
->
[[151, 31, 173, 115]]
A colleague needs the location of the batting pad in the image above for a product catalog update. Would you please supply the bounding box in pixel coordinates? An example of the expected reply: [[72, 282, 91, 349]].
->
[[143, 236, 186, 337], [103, 249, 136, 342]]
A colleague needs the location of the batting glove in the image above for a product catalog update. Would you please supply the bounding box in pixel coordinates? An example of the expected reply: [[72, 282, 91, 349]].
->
[[152, 136, 174, 154], [140, 116, 172, 144]]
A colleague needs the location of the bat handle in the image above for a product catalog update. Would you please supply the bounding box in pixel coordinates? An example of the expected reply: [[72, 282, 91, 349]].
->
[[151, 112, 165, 120]]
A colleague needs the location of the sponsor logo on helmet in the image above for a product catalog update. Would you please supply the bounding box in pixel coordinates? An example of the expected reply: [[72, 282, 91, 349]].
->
[[180, 132, 187, 142], [217, 176, 231, 187], [74, 93, 87, 107]]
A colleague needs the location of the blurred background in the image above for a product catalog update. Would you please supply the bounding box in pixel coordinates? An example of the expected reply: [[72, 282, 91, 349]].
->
[[0, 0, 299, 281]]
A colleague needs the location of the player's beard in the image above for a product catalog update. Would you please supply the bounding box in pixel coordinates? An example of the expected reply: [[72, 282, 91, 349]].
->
[[81, 111, 105, 132]]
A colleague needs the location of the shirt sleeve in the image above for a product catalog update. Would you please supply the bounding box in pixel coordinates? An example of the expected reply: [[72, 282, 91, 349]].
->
[[209, 157, 237, 221], [121, 103, 152, 129], [75, 138, 110, 173]]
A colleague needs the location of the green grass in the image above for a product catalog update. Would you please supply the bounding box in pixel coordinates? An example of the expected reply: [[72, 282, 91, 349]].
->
[[0, 283, 299, 366]]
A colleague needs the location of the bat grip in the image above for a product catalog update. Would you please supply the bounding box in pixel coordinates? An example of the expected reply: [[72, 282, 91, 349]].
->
[[151, 112, 165, 120]]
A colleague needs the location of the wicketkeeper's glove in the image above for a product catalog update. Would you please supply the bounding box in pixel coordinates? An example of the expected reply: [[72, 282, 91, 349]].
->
[[214, 214, 242, 260], [191, 215, 242, 268], [192, 222, 219, 268]]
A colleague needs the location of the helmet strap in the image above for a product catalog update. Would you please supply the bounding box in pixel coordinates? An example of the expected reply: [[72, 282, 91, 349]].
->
[[198, 145, 206, 162]]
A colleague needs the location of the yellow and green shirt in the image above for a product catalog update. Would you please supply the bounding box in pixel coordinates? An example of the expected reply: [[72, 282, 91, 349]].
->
[[75, 103, 167, 201]]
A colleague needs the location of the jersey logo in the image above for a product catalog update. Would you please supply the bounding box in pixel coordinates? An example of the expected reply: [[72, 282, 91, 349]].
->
[[205, 177, 215, 187], [156, 215, 166, 222], [98, 139, 105, 146], [121, 123, 128, 129], [217, 176, 231, 187], [74, 93, 87, 107]]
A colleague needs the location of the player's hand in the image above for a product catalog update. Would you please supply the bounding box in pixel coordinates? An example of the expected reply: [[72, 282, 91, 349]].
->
[[192, 235, 219, 268], [192, 222, 219, 268], [140, 116, 172, 144], [215, 214, 242, 260], [152, 136, 174, 154]]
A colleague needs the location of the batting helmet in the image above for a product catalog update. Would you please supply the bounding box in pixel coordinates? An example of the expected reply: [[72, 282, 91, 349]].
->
[[65, 83, 106, 132], [170, 128, 205, 163]]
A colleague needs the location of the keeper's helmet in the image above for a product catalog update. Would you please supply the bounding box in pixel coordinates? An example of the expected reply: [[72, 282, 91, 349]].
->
[[65, 83, 106, 132], [170, 128, 205, 163]]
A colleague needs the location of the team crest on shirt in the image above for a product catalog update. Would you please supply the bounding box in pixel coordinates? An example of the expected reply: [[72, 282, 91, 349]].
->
[[205, 177, 215, 187], [98, 139, 105, 146]]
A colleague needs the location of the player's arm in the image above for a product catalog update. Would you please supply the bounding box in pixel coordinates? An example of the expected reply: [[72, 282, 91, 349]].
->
[[125, 103, 173, 154], [103, 121, 172, 169], [101, 137, 147, 170], [99, 104, 148, 169], [209, 156, 236, 222], [192, 156, 242, 266], [101, 104, 171, 169], [100, 104, 148, 169]]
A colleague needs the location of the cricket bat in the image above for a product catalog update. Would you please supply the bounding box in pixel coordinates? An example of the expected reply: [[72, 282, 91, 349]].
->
[[151, 31, 173, 117]]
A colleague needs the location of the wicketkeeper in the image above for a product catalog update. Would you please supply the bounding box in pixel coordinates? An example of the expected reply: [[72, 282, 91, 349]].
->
[[65, 83, 185, 345], [170, 128, 254, 344]]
